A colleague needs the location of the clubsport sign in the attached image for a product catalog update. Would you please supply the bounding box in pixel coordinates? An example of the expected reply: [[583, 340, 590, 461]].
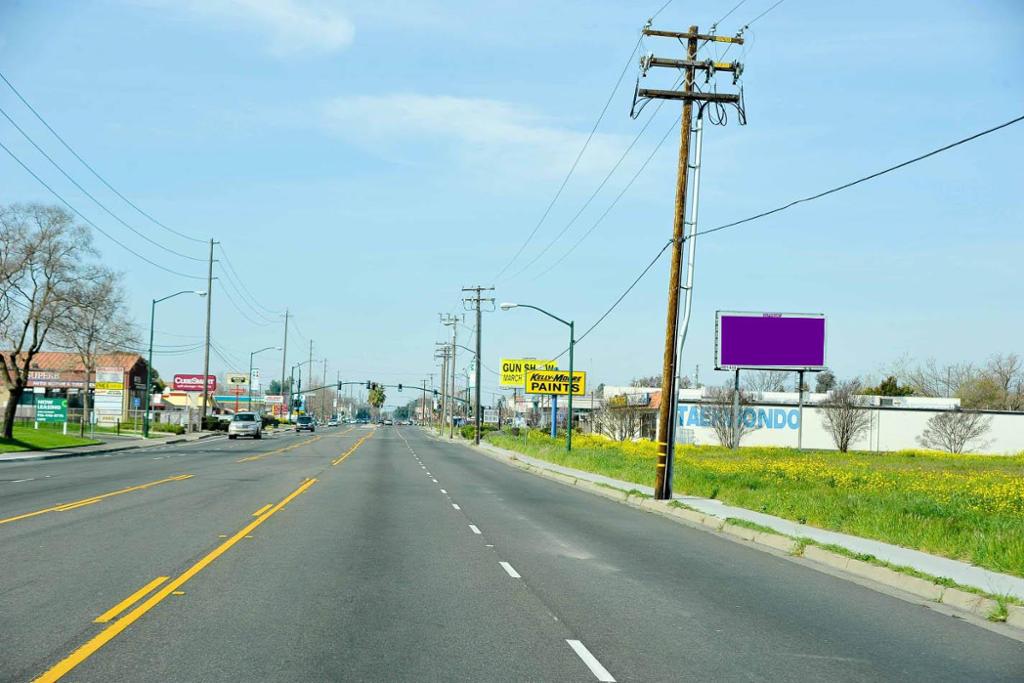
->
[[523, 369, 586, 396], [499, 358, 558, 387]]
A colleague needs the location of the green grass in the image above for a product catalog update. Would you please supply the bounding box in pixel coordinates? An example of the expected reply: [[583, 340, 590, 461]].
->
[[485, 430, 1024, 577], [0, 426, 100, 453]]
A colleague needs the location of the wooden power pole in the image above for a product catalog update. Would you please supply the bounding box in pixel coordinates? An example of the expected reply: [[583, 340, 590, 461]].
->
[[639, 24, 745, 500]]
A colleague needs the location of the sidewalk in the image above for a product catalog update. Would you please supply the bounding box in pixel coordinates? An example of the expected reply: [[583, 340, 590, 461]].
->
[[471, 439, 1024, 602], [0, 431, 223, 463]]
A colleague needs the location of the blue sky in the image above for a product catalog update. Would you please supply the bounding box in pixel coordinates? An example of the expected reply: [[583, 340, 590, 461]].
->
[[1, 0, 1022, 402]]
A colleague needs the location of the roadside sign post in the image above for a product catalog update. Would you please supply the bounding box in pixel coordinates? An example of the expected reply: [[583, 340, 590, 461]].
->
[[551, 395, 557, 439]]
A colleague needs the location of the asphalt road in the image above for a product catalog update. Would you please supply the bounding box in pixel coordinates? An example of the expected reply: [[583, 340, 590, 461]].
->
[[1, 425, 1022, 682]]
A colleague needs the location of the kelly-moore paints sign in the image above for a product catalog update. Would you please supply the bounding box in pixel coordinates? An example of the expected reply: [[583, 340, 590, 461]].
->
[[716, 311, 826, 371], [499, 358, 557, 387], [524, 369, 586, 396]]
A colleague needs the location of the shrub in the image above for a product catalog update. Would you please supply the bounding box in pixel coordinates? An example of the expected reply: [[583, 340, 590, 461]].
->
[[151, 422, 185, 435]]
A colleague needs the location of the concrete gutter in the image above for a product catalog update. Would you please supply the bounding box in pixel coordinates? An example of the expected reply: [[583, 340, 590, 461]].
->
[[423, 428, 1024, 634], [0, 432, 224, 463]]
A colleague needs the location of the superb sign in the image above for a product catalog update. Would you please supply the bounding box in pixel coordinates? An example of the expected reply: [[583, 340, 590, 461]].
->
[[524, 369, 586, 396], [499, 358, 557, 387], [173, 374, 217, 392], [715, 311, 826, 371]]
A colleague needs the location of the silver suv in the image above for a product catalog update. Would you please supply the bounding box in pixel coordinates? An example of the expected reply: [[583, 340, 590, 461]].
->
[[228, 412, 263, 440], [295, 415, 315, 432]]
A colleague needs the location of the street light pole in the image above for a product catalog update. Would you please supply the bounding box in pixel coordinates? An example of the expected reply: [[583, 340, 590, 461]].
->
[[248, 347, 279, 412], [145, 290, 206, 438], [499, 303, 576, 451]]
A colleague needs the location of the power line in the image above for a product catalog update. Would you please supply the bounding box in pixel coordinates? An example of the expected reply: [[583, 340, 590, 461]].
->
[[0, 140, 205, 280], [711, 0, 749, 30], [217, 244, 282, 316], [218, 278, 278, 329], [746, 0, 786, 27], [0, 70, 206, 244], [506, 80, 680, 281], [217, 259, 278, 324], [696, 113, 1024, 239], [0, 105, 204, 262], [493, 32, 644, 281], [533, 113, 681, 280], [550, 239, 672, 362]]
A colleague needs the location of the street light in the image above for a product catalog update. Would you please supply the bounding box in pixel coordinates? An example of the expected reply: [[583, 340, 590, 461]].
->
[[289, 358, 319, 421], [499, 302, 575, 451], [249, 346, 281, 413], [145, 290, 206, 438]]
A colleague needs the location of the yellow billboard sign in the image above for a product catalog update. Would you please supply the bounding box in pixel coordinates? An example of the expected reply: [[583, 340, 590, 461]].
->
[[94, 382, 124, 391], [524, 369, 586, 396], [499, 358, 557, 387]]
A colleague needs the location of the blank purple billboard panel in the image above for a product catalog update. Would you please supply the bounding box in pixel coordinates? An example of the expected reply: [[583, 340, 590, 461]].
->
[[717, 312, 826, 370]]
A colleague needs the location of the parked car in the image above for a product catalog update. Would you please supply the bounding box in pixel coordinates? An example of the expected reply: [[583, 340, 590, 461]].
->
[[228, 412, 262, 440], [327, 419, 338, 427], [383, 419, 393, 426], [295, 415, 316, 432]]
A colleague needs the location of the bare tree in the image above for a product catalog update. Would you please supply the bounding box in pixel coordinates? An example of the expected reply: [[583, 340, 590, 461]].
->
[[1, 204, 96, 438], [705, 385, 757, 448], [820, 380, 872, 452], [594, 394, 645, 441], [743, 370, 790, 393], [630, 374, 661, 388], [986, 353, 1023, 411], [918, 409, 993, 454], [53, 269, 137, 435]]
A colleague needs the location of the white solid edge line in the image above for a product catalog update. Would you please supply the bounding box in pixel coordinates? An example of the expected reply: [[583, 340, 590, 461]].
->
[[452, 503, 461, 510], [499, 561, 521, 578], [469, 524, 481, 534], [566, 640, 616, 682]]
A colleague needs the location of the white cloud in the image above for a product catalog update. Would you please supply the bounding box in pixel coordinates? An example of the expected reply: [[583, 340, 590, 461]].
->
[[153, 0, 354, 56], [322, 93, 628, 184]]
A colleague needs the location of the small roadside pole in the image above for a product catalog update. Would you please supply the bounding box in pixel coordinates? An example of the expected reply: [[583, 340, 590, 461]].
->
[[550, 394, 558, 439], [797, 370, 805, 450]]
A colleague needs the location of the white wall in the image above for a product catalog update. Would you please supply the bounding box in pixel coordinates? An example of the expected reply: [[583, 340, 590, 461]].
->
[[673, 403, 1024, 455]]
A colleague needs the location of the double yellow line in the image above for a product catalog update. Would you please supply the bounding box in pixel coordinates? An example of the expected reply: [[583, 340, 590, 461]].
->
[[332, 431, 373, 466], [34, 478, 318, 683], [0, 474, 193, 526], [236, 435, 322, 463]]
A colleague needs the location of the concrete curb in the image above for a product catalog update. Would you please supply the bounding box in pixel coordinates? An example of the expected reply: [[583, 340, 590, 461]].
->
[[430, 430, 1022, 636], [0, 432, 223, 463]]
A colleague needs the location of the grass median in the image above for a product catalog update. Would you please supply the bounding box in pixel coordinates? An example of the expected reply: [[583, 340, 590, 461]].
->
[[486, 430, 1024, 578], [0, 426, 101, 453]]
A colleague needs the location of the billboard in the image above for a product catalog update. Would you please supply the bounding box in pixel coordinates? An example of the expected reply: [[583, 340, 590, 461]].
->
[[499, 358, 558, 386], [225, 372, 249, 386], [264, 394, 284, 405], [715, 311, 826, 371], [173, 374, 217, 392], [523, 369, 587, 396]]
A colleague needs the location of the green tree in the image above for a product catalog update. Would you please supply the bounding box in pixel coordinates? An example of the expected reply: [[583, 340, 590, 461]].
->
[[864, 375, 913, 396]]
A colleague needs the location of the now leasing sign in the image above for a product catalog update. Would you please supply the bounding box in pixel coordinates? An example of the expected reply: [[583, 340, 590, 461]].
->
[[524, 369, 586, 396]]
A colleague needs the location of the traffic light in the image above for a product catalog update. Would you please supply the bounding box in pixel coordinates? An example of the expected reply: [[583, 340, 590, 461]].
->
[[337, 381, 342, 390], [397, 383, 403, 392], [366, 381, 371, 390], [433, 389, 439, 397]]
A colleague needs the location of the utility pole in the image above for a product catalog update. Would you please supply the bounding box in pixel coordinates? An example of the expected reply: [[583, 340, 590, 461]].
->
[[635, 23, 745, 500], [307, 340, 313, 415], [462, 286, 494, 444], [201, 238, 217, 426], [280, 309, 289, 415], [435, 342, 449, 434], [440, 314, 460, 438]]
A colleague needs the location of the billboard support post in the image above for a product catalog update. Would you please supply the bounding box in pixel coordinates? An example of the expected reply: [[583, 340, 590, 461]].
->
[[798, 370, 805, 450], [731, 369, 740, 450]]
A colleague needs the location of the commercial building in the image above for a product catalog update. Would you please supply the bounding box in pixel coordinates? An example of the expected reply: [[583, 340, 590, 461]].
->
[[0, 351, 150, 425]]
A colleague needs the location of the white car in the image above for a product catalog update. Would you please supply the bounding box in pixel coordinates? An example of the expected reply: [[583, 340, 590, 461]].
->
[[228, 412, 262, 439]]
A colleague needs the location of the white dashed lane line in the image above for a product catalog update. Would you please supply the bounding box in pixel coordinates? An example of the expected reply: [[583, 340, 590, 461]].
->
[[499, 561, 521, 579], [440, 489, 447, 494], [469, 524, 481, 535], [451, 503, 460, 511], [567, 640, 616, 682]]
